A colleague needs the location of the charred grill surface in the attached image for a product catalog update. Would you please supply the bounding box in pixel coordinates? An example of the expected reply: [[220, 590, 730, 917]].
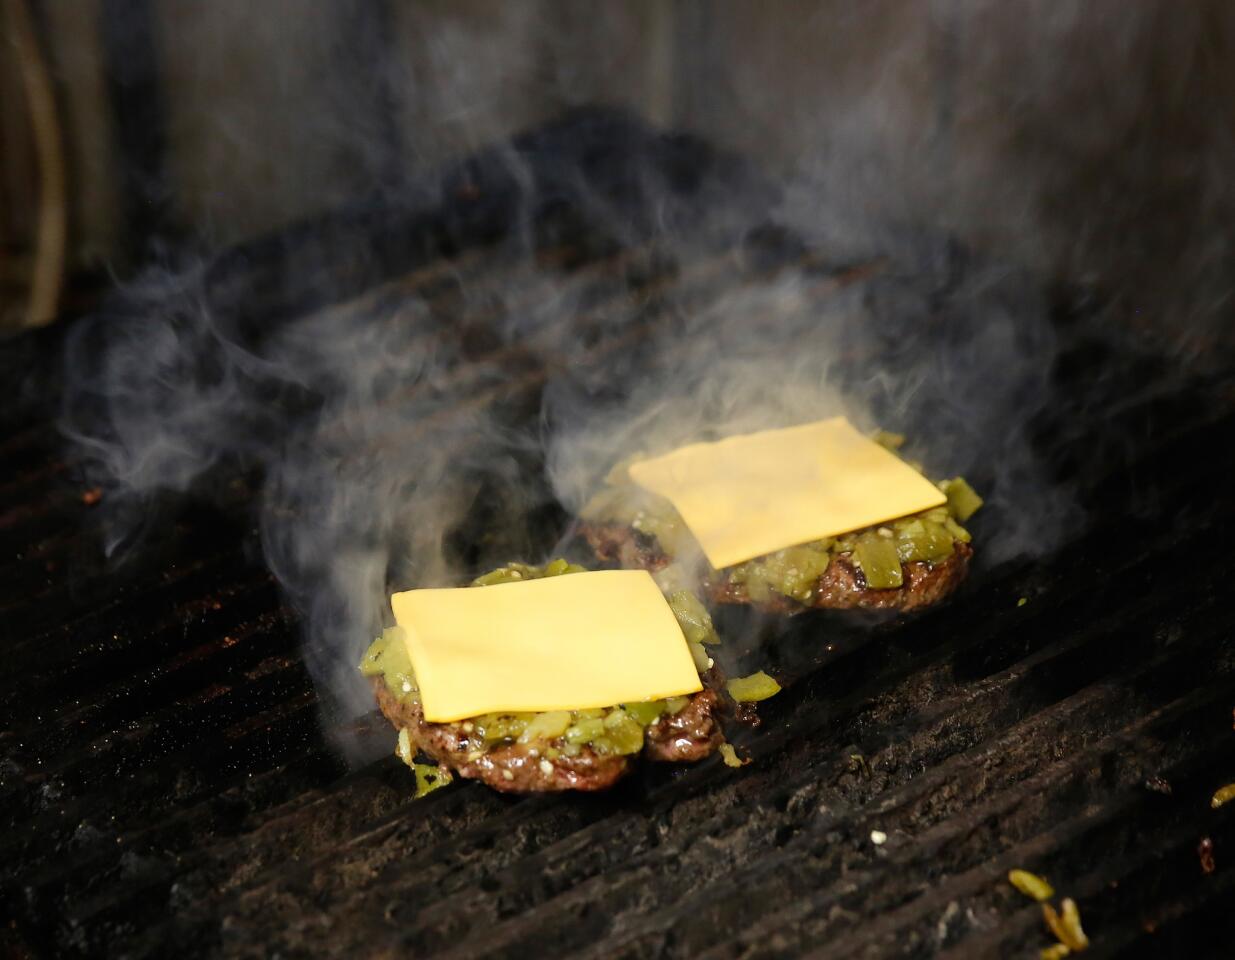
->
[[3, 111, 1235, 958]]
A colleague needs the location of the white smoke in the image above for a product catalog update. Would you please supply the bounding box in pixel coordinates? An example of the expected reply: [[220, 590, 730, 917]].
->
[[61, 2, 1231, 760]]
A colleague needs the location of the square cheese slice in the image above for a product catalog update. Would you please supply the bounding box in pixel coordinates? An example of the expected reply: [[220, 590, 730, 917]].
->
[[626, 416, 946, 569], [391, 569, 703, 723]]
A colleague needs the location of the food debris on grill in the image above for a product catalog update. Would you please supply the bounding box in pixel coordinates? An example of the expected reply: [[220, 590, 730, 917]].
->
[[1008, 868, 1055, 902], [363, 560, 725, 793], [1009, 873, 1087, 954], [395, 729, 454, 798], [1210, 782, 1235, 808], [847, 752, 873, 780], [580, 433, 979, 614], [1042, 897, 1090, 952], [1198, 837, 1216, 874], [725, 670, 781, 702]]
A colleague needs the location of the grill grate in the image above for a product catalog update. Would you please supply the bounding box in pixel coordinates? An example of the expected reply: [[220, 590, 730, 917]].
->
[[4, 110, 1235, 958]]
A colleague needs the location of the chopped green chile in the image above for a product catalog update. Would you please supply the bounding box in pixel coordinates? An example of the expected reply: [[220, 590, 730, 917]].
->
[[940, 476, 984, 522], [470, 563, 538, 586], [623, 699, 667, 725], [726, 671, 782, 702], [396, 727, 414, 765], [471, 558, 584, 586], [668, 589, 719, 645], [730, 544, 833, 604], [1211, 783, 1235, 809], [601, 708, 646, 754], [893, 518, 954, 565], [687, 639, 712, 673], [564, 717, 606, 744], [872, 430, 906, 451], [359, 628, 418, 698], [853, 534, 903, 589], [475, 713, 535, 743], [543, 557, 587, 577], [358, 636, 386, 676], [413, 762, 453, 799], [396, 729, 454, 798], [517, 711, 572, 743], [1008, 869, 1055, 902], [943, 516, 972, 543], [652, 563, 691, 595]]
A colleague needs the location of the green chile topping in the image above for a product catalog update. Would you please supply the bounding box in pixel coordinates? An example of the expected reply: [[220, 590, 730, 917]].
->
[[726, 671, 782, 702]]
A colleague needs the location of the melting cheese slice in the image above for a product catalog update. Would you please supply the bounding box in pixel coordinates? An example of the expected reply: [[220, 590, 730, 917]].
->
[[391, 570, 702, 723], [627, 416, 946, 569]]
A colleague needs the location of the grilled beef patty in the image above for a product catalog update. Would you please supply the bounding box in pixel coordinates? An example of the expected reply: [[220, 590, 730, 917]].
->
[[373, 679, 722, 793], [581, 521, 972, 614], [643, 689, 724, 762]]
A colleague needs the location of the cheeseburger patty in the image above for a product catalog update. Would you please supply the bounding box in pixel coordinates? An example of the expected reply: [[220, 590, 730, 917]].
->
[[364, 560, 725, 794]]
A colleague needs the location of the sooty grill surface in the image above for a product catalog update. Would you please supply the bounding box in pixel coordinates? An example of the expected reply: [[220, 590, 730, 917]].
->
[[3, 109, 1235, 958]]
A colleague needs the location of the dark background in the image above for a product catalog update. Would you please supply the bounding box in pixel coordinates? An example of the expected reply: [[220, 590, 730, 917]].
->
[[4, 0, 1235, 352]]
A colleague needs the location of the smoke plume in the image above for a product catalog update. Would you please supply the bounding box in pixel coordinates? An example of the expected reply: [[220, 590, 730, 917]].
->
[[61, 3, 1231, 755]]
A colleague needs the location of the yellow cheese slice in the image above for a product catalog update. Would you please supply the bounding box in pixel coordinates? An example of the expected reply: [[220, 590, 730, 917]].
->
[[391, 570, 702, 723], [626, 416, 946, 569]]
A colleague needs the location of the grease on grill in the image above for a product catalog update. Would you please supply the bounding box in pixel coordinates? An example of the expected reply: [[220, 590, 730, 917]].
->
[[1198, 837, 1216, 875], [1143, 775, 1172, 795]]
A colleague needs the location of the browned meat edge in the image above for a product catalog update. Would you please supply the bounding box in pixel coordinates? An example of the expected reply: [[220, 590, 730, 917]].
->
[[581, 521, 973, 614], [644, 689, 724, 762], [372, 679, 722, 794]]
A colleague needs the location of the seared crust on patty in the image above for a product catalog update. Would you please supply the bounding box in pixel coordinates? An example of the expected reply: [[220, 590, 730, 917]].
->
[[372, 679, 721, 793], [644, 689, 724, 762], [714, 542, 973, 614], [581, 522, 673, 574], [581, 521, 972, 614]]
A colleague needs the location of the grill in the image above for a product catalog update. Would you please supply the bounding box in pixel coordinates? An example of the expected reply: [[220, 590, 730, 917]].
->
[[4, 108, 1235, 958]]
